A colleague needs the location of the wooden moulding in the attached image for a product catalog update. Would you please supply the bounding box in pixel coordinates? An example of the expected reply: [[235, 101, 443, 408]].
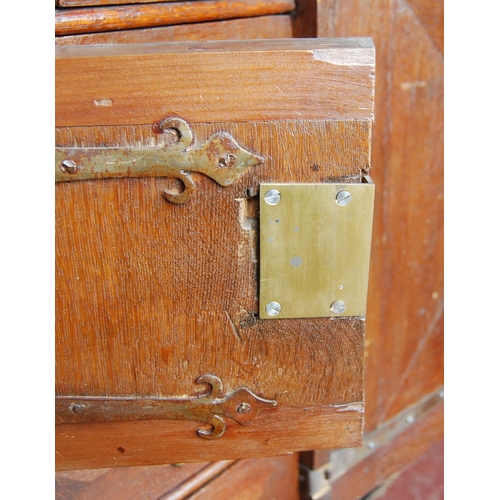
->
[[55, 15, 294, 46], [55, 0, 295, 36], [56, 404, 363, 470], [56, 38, 375, 126]]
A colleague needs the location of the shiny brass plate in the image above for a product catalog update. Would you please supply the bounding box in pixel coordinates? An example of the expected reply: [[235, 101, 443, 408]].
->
[[259, 182, 375, 319]]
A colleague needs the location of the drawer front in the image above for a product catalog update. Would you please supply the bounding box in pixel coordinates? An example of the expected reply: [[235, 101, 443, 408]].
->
[[55, 38, 375, 470]]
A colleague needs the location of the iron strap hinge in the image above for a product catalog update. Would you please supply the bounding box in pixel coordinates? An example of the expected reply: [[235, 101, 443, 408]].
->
[[55, 117, 264, 204]]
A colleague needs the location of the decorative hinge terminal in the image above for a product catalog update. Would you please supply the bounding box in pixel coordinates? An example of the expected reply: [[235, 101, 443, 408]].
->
[[55, 117, 264, 204]]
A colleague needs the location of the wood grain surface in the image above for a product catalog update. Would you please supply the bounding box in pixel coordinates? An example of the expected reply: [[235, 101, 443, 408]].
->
[[55, 120, 370, 405], [160, 461, 236, 500], [329, 0, 444, 433], [187, 454, 299, 500], [56, 455, 297, 499], [55, 14, 294, 46], [56, 39, 375, 126], [56, 404, 363, 470], [56, 461, 209, 499], [55, 0, 295, 36], [363, 440, 443, 499]]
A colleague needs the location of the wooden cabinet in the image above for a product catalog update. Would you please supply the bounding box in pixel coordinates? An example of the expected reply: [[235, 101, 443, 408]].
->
[[55, 1, 443, 498]]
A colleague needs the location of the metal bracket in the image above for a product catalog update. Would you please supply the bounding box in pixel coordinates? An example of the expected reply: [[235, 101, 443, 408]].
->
[[55, 117, 264, 204], [259, 180, 375, 319], [55, 374, 277, 440]]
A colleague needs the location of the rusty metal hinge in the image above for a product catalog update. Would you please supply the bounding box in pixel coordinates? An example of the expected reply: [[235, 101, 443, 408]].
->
[[55, 117, 264, 204], [56, 374, 277, 440]]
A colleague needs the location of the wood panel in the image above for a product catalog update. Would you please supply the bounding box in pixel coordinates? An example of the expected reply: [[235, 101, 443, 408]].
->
[[329, 0, 444, 432], [160, 461, 236, 499], [55, 0, 295, 36], [56, 39, 375, 126], [406, 0, 444, 54], [55, 455, 297, 499], [56, 462, 209, 499], [55, 15, 294, 46], [188, 454, 299, 500], [363, 440, 443, 499], [55, 121, 370, 404]]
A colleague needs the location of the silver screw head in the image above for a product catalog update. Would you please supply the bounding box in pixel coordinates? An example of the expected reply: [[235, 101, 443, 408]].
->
[[70, 403, 86, 414], [264, 189, 281, 205], [60, 159, 79, 173], [336, 190, 352, 206], [330, 300, 346, 314], [237, 403, 251, 414], [265, 301, 281, 316]]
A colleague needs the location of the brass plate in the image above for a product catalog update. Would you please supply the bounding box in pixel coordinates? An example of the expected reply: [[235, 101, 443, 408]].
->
[[259, 182, 375, 319]]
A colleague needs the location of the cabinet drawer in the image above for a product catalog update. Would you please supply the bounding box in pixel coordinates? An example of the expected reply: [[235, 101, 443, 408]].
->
[[55, 37, 375, 470]]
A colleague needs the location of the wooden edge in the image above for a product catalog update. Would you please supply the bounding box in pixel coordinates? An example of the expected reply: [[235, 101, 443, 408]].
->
[[56, 38, 375, 127], [55, 0, 295, 36], [55, 403, 364, 470]]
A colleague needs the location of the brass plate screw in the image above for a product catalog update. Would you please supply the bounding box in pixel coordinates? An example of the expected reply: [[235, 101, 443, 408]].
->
[[265, 302, 281, 316], [264, 189, 281, 205], [336, 190, 352, 206], [330, 300, 346, 314]]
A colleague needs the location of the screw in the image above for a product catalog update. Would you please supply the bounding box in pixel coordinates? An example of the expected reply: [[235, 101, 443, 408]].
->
[[330, 300, 346, 314], [219, 154, 237, 168], [406, 414, 415, 424], [237, 403, 251, 414], [336, 190, 352, 206], [60, 159, 80, 174], [265, 301, 281, 316], [264, 189, 281, 205], [70, 403, 86, 414], [367, 441, 376, 450]]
